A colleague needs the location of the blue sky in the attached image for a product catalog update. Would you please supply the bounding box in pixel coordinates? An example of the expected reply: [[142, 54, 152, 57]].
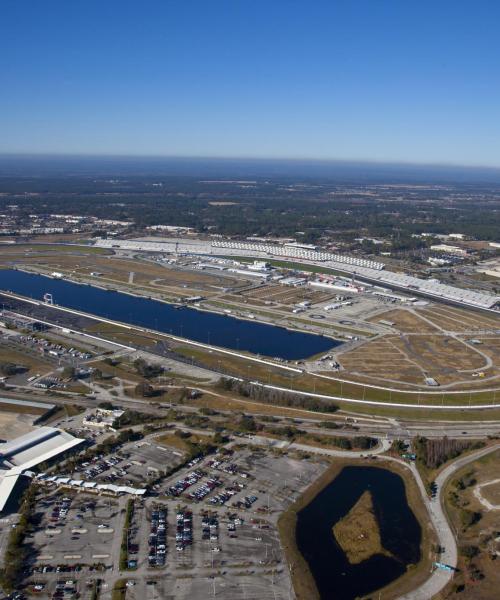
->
[[1, 0, 500, 166]]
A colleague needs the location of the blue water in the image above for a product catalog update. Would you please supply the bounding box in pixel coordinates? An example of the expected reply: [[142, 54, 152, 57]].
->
[[296, 466, 422, 599], [0, 269, 336, 360]]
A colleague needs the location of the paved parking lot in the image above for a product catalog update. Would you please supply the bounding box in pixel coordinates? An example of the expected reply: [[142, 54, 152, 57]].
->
[[19, 444, 328, 599]]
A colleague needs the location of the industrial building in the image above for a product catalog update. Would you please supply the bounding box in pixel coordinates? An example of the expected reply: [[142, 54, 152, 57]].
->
[[0, 427, 85, 513]]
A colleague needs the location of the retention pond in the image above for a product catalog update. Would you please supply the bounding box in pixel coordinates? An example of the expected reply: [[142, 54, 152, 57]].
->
[[296, 466, 421, 600]]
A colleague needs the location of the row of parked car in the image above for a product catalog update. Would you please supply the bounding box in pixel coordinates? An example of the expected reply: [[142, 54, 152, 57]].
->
[[167, 469, 204, 496], [176, 509, 193, 552], [77, 455, 121, 479], [49, 497, 72, 523], [51, 579, 77, 599], [201, 512, 220, 552], [233, 495, 259, 510], [148, 507, 167, 567], [208, 483, 242, 506], [187, 476, 222, 501]]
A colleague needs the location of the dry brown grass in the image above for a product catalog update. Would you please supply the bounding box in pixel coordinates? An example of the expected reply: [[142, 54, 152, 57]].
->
[[333, 490, 390, 564], [4, 252, 243, 296], [421, 305, 500, 333], [369, 308, 439, 333], [0, 345, 53, 376], [339, 332, 491, 386], [0, 402, 45, 416], [155, 431, 212, 453], [441, 449, 500, 599], [480, 480, 500, 505]]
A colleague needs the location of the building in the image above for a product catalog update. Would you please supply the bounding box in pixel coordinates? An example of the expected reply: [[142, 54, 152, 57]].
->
[[0, 427, 84, 513], [430, 244, 468, 256], [82, 408, 125, 430]]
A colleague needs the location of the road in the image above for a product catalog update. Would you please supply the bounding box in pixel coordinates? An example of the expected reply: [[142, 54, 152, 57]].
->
[[244, 434, 500, 600], [398, 442, 500, 600], [246, 433, 391, 457]]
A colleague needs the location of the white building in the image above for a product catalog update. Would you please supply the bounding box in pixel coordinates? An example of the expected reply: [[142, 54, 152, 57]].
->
[[0, 427, 84, 513], [82, 408, 125, 430], [430, 244, 468, 256]]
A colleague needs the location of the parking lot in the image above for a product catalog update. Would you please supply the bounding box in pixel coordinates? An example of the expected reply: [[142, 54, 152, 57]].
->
[[18, 443, 328, 599]]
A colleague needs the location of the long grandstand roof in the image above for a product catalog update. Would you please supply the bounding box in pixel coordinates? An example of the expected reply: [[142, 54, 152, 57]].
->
[[94, 238, 500, 310]]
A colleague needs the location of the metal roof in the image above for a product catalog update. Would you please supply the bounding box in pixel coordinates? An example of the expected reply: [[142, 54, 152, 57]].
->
[[0, 427, 84, 513]]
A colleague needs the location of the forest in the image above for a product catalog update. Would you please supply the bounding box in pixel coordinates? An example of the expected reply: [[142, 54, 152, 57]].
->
[[1, 175, 500, 242]]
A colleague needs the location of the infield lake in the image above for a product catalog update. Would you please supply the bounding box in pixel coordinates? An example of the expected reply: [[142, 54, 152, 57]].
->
[[0, 269, 337, 360]]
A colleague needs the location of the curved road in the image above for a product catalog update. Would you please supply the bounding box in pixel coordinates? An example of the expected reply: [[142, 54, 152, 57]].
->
[[248, 433, 500, 600], [398, 442, 500, 600]]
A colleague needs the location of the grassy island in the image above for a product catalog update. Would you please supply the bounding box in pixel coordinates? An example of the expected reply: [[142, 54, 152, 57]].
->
[[332, 490, 391, 564]]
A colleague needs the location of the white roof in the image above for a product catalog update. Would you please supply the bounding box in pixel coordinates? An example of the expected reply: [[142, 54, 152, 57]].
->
[[0, 472, 21, 512], [0, 427, 84, 469], [0, 427, 84, 513]]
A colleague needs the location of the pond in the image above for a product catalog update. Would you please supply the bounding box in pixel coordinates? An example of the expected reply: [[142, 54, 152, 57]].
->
[[0, 269, 337, 360], [296, 466, 421, 599]]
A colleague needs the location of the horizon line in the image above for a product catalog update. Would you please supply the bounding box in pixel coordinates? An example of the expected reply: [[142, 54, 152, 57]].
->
[[0, 151, 500, 172]]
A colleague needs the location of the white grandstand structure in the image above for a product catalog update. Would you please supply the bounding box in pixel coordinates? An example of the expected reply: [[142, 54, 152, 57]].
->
[[94, 238, 500, 311]]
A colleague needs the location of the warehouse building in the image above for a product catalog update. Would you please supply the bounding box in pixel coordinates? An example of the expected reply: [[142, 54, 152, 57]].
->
[[0, 427, 84, 513]]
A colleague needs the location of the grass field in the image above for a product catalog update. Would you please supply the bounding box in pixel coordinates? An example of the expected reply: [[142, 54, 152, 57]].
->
[[0, 344, 53, 376], [479, 480, 500, 505], [0, 243, 110, 256], [421, 305, 500, 333], [441, 450, 500, 599], [155, 431, 212, 453], [174, 342, 500, 408], [339, 305, 500, 388]]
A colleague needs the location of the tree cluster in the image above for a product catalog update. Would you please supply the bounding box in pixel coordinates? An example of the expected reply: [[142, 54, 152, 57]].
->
[[217, 377, 338, 413], [414, 436, 484, 469]]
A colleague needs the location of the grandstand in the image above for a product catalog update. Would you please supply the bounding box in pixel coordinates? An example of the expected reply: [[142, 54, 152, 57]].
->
[[94, 238, 500, 311]]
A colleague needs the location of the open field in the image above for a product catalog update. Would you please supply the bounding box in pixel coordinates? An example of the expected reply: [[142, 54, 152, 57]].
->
[[238, 283, 336, 306], [5, 252, 246, 298], [339, 305, 500, 388], [0, 343, 54, 376], [174, 342, 500, 408], [0, 243, 110, 258], [0, 410, 37, 439], [479, 480, 500, 505], [441, 449, 500, 599], [155, 431, 213, 453], [369, 308, 439, 333], [420, 304, 500, 333]]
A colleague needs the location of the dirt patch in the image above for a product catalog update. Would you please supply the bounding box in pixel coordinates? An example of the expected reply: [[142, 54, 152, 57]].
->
[[0, 411, 37, 440]]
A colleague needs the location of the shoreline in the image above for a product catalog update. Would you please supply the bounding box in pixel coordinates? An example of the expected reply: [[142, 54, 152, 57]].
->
[[277, 457, 436, 600]]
